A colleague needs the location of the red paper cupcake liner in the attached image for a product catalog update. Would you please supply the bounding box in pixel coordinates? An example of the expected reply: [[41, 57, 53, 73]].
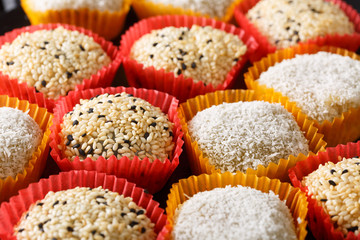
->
[[0, 170, 167, 240], [234, 0, 360, 62], [0, 23, 121, 112], [289, 141, 360, 240], [50, 86, 184, 194], [120, 15, 258, 103]]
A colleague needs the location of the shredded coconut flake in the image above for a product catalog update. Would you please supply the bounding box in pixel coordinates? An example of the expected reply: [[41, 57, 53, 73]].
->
[[172, 185, 297, 240], [27, 0, 124, 12], [188, 101, 309, 173], [257, 52, 360, 123]]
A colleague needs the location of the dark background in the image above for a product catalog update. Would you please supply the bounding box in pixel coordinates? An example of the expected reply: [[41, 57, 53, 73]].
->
[[0, 0, 359, 239]]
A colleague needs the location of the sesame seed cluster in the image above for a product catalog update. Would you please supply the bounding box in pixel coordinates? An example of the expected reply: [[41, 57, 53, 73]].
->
[[130, 25, 247, 87], [0, 107, 42, 179], [149, 0, 234, 18], [14, 186, 156, 240], [0, 27, 111, 99], [60, 92, 174, 162], [303, 157, 360, 236], [247, 0, 354, 49], [188, 101, 309, 173], [28, 0, 124, 12]]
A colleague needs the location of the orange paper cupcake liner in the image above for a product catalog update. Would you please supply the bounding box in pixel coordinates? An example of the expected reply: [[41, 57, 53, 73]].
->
[[289, 141, 360, 240], [0, 170, 167, 240], [157, 172, 308, 240], [132, 0, 243, 23], [244, 44, 360, 147], [234, 0, 360, 62], [0, 95, 52, 203], [178, 89, 326, 182], [50, 86, 184, 194], [21, 0, 131, 40], [0, 23, 121, 113], [120, 15, 258, 103]]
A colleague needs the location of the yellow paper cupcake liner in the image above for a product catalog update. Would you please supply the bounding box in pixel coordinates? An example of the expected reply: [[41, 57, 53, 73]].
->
[[244, 44, 360, 147], [178, 89, 326, 182], [0, 95, 52, 202], [21, 0, 131, 40], [159, 172, 308, 240], [132, 0, 243, 23]]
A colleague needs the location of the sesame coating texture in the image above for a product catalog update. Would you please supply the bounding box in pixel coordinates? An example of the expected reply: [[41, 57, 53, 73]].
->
[[172, 186, 296, 240], [60, 92, 174, 162], [130, 25, 247, 87], [0, 107, 42, 179], [0, 27, 111, 99], [14, 186, 156, 240], [188, 101, 309, 173], [149, 0, 234, 18], [28, 0, 124, 12], [257, 52, 360, 123], [247, 0, 354, 49], [303, 157, 360, 237]]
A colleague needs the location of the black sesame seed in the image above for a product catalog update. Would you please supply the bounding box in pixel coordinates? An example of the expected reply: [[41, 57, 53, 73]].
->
[[320, 199, 327, 202], [199, 54, 204, 60], [91, 230, 97, 235], [348, 226, 358, 232], [150, 122, 156, 127], [115, 94, 121, 97], [181, 63, 187, 70], [275, 40, 280, 44], [44, 41, 49, 45], [96, 195, 105, 199], [73, 120, 79, 126], [121, 213, 127, 217], [355, 162, 360, 165], [311, 8, 321, 14], [43, 219, 51, 224], [127, 94, 134, 97], [99, 233, 105, 238], [18, 228, 24, 232], [79, 149, 85, 156], [206, 39, 213, 44], [66, 71, 73, 78], [129, 221, 139, 227], [144, 132, 149, 139], [54, 54, 59, 59], [286, 27, 290, 31], [37, 202, 44, 206], [140, 107, 146, 113], [79, 44, 85, 51], [330, 169, 336, 174], [52, 200, 59, 207], [296, 38, 301, 43], [164, 127, 169, 131], [6, 61, 14, 66], [152, 116, 157, 120], [342, 169, 349, 174], [179, 49, 184, 54], [233, 58, 239, 62], [177, 69, 182, 75], [25, 213, 29, 219], [137, 209, 145, 215], [79, 112, 83, 116], [67, 226, 74, 232], [74, 69, 79, 73], [149, 54, 154, 59], [152, 42, 158, 47], [40, 47, 46, 50], [181, 51, 188, 56], [124, 140, 131, 144], [81, 133, 86, 137], [38, 223, 44, 232], [169, 131, 173, 137], [141, 227, 146, 233], [88, 108, 94, 113], [67, 135, 74, 141], [52, 238, 57, 240], [191, 62, 196, 68], [131, 120, 138, 124], [177, 57, 184, 61], [178, 36, 183, 40], [66, 140, 71, 146], [63, 201, 67, 205], [87, 147, 93, 155], [130, 105, 136, 110], [107, 100, 113, 103], [354, 156, 359, 158], [328, 180, 337, 186], [294, 30, 299, 35], [130, 208, 136, 213], [97, 101, 103, 104], [98, 115, 106, 118], [73, 143, 80, 148]]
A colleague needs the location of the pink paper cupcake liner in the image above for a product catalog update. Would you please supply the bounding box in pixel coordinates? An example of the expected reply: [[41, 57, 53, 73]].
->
[[234, 0, 360, 62], [289, 141, 360, 240], [120, 15, 258, 103], [50, 86, 184, 194], [0, 170, 167, 240], [0, 23, 121, 112]]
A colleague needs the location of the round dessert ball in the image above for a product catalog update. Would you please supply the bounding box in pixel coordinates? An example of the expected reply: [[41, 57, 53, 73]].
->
[[303, 157, 360, 236], [60, 92, 174, 162], [130, 25, 247, 87], [247, 0, 354, 49], [172, 185, 297, 240], [0, 107, 42, 179], [148, 0, 235, 19], [256, 52, 360, 123], [188, 101, 309, 173], [0, 26, 111, 99], [14, 186, 156, 239], [26, 0, 124, 12]]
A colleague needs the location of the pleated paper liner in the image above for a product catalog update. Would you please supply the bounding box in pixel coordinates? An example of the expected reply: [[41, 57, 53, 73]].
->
[[244, 44, 360, 147], [21, 0, 131, 40], [0, 95, 52, 203], [120, 15, 258, 103], [178, 89, 326, 182], [132, 0, 243, 23], [50, 86, 184, 194], [233, 0, 360, 62], [0, 170, 167, 240], [0, 23, 121, 113], [289, 141, 360, 240], [157, 172, 308, 240]]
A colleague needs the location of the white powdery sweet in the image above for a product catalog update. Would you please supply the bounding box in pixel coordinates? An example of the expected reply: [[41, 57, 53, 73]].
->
[[149, 0, 234, 18], [28, 0, 124, 12], [188, 101, 309, 173], [172, 185, 297, 240], [0, 107, 42, 179], [257, 52, 360, 123]]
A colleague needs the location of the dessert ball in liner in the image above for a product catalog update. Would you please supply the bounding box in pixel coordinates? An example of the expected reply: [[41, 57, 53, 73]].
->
[[50, 86, 183, 193]]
